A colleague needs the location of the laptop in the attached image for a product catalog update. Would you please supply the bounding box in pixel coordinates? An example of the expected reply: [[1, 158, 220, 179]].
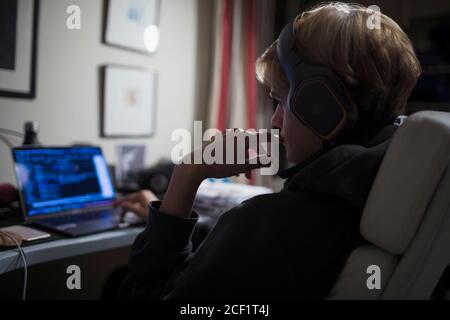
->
[[12, 146, 122, 237]]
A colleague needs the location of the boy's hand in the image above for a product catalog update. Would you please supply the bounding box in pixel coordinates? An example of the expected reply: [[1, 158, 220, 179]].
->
[[182, 129, 272, 181], [114, 190, 159, 221]]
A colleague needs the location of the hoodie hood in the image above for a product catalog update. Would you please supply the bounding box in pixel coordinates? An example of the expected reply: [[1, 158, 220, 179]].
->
[[282, 124, 398, 210]]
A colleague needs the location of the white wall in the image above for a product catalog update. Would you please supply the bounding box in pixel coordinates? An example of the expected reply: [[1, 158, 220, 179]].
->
[[0, 0, 200, 184]]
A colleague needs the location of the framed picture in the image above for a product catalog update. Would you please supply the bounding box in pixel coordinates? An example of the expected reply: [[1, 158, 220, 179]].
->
[[101, 65, 157, 138], [103, 0, 161, 54], [115, 144, 146, 190], [0, 0, 39, 99]]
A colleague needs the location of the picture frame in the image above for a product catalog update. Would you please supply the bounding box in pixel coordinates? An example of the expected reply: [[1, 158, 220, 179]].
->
[[115, 144, 147, 190], [0, 0, 39, 99], [101, 65, 157, 138], [103, 0, 161, 55]]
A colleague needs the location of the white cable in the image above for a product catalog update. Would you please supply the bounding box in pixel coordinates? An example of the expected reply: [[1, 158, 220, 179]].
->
[[0, 231, 28, 300], [0, 135, 14, 148], [0, 128, 27, 299], [0, 128, 23, 138]]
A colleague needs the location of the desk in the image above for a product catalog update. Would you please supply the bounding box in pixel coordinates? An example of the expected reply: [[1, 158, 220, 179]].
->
[[0, 226, 144, 299], [0, 227, 143, 274]]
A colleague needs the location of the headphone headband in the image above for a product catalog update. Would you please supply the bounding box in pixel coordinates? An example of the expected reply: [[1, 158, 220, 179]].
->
[[277, 22, 302, 76]]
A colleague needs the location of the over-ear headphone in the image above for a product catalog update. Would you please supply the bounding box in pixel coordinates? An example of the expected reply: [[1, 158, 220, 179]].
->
[[276, 22, 358, 141]]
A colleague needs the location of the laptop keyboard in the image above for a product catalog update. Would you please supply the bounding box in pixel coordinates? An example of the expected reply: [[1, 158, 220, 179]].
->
[[43, 209, 116, 225]]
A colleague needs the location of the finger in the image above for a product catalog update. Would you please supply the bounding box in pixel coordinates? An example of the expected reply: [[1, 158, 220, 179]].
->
[[256, 130, 271, 155], [122, 190, 156, 204], [264, 130, 273, 143], [223, 129, 237, 164], [119, 207, 126, 221], [232, 162, 269, 178], [141, 190, 159, 202], [245, 134, 250, 160], [118, 192, 142, 203], [245, 153, 271, 166], [121, 201, 146, 217], [235, 129, 250, 164]]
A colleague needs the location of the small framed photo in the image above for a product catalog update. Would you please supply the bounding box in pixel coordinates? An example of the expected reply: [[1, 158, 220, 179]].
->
[[0, 0, 39, 99], [103, 0, 161, 54], [116, 144, 146, 190], [101, 65, 157, 138]]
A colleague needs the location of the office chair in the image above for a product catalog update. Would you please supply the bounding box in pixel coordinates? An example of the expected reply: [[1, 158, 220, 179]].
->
[[328, 111, 450, 299]]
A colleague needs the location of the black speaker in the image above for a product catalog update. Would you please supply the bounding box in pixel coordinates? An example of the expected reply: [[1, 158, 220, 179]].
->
[[138, 160, 175, 199]]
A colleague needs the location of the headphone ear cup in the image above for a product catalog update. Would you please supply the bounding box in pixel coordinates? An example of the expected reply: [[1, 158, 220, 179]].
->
[[288, 84, 305, 123], [288, 80, 349, 139]]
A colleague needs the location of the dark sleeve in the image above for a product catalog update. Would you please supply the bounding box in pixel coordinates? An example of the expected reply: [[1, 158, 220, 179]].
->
[[162, 196, 286, 300], [118, 201, 199, 299]]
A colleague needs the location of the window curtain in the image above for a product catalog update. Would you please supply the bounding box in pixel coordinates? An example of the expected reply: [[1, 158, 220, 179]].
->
[[206, 0, 277, 185]]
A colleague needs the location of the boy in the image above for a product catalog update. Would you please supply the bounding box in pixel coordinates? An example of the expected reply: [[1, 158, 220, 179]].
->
[[118, 2, 420, 299]]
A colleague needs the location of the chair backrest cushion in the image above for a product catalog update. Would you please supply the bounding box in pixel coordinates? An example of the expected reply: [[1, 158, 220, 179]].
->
[[327, 245, 398, 299], [361, 111, 450, 255], [329, 111, 450, 299]]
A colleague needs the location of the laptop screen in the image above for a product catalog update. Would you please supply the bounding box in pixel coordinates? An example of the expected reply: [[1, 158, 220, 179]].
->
[[12, 147, 115, 218]]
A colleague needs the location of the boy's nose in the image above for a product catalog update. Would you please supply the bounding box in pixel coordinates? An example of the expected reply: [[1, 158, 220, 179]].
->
[[271, 104, 284, 129]]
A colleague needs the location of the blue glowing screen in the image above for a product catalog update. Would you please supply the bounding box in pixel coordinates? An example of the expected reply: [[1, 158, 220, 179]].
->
[[13, 147, 115, 217]]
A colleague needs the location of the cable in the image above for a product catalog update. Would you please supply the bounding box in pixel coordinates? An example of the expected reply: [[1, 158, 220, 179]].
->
[[0, 231, 28, 300], [0, 128, 23, 138], [0, 135, 14, 148], [0, 127, 23, 148], [1, 127, 29, 299], [0, 129, 27, 299]]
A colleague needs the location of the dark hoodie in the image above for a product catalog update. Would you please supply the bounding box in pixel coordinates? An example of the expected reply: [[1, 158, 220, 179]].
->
[[119, 124, 398, 300]]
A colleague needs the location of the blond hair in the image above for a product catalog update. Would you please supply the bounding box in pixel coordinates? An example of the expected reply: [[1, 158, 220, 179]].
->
[[256, 2, 421, 126]]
